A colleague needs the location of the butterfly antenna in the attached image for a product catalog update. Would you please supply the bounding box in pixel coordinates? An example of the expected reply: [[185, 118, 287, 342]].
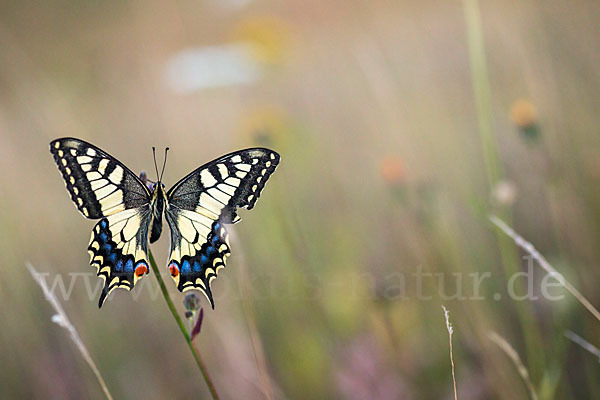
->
[[159, 147, 169, 182], [152, 146, 160, 182]]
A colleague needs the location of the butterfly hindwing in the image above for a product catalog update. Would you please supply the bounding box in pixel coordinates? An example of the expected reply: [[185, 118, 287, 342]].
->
[[50, 138, 152, 307], [50, 138, 150, 218], [165, 211, 230, 307], [88, 209, 152, 307], [165, 148, 280, 307]]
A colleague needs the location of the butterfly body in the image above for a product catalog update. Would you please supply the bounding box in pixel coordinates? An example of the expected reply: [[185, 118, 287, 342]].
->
[[50, 138, 280, 308], [148, 183, 166, 243]]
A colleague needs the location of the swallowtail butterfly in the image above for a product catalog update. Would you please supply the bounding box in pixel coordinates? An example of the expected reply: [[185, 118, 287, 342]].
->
[[50, 138, 280, 308]]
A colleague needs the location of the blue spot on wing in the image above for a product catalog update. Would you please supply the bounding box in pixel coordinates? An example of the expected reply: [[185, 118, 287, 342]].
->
[[182, 259, 191, 273], [89, 214, 149, 308], [170, 220, 231, 310], [193, 261, 201, 272]]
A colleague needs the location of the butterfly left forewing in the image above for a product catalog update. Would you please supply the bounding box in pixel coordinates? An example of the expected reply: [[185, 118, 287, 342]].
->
[[165, 148, 280, 307], [50, 138, 150, 218]]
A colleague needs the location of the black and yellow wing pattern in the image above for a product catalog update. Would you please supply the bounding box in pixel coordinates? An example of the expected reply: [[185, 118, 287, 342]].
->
[[50, 138, 152, 307], [51, 137, 280, 308], [165, 148, 280, 307]]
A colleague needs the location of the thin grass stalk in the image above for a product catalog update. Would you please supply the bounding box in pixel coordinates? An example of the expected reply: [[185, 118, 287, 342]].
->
[[148, 250, 220, 400], [442, 306, 458, 400], [490, 216, 600, 323], [489, 332, 539, 400], [564, 331, 600, 362], [26, 262, 114, 400]]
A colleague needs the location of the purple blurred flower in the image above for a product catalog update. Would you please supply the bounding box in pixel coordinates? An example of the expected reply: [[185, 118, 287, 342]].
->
[[184, 293, 201, 313], [335, 334, 413, 400], [191, 308, 204, 341]]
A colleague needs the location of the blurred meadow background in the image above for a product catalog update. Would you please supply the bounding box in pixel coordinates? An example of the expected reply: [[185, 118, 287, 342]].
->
[[1, 0, 600, 398]]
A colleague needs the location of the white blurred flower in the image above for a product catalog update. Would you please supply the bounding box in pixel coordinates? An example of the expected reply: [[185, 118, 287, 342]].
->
[[164, 44, 261, 93], [207, 0, 252, 10], [492, 180, 518, 206]]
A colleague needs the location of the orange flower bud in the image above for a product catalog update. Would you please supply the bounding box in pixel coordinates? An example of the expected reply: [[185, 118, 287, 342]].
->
[[380, 156, 406, 185]]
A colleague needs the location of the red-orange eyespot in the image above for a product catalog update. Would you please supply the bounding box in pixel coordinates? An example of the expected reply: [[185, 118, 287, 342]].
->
[[169, 263, 180, 277], [135, 263, 148, 277]]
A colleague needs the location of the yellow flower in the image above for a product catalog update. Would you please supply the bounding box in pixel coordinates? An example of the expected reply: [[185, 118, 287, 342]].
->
[[510, 99, 540, 143], [230, 15, 294, 66], [510, 99, 537, 128]]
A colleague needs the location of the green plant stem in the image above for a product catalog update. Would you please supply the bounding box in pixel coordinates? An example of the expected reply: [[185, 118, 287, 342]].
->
[[462, 0, 546, 382], [462, 0, 501, 186], [148, 250, 220, 400]]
